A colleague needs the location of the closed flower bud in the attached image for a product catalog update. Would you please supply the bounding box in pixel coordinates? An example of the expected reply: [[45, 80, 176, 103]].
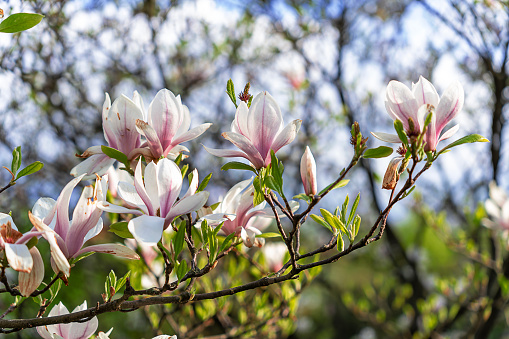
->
[[382, 157, 404, 190], [300, 146, 317, 195]]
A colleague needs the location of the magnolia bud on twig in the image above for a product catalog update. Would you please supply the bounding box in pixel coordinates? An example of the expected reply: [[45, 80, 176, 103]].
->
[[300, 146, 317, 195]]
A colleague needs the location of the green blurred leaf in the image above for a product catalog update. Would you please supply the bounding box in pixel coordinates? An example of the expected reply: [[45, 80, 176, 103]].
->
[[11, 146, 21, 175], [438, 134, 489, 155], [348, 193, 360, 226], [293, 193, 312, 203], [101, 145, 128, 165], [16, 161, 43, 180], [108, 222, 134, 239], [318, 179, 350, 195], [197, 173, 212, 192], [173, 220, 187, 258], [0, 13, 44, 33], [363, 146, 393, 159], [221, 161, 257, 173], [394, 120, 408, 145], [219, 232, 236, 253], [255, 232, 282, 238], [310, 214, 334, 234], [176, 260, 188, 282], [337, 234, 344, 252], [226, 79, 238, 108]]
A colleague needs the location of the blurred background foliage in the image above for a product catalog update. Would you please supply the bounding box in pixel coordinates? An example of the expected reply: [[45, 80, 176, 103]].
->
[[1, 0, 509, 338]]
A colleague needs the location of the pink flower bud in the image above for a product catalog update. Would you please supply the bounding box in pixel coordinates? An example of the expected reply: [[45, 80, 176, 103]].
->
[[300, 146, 317, 195]]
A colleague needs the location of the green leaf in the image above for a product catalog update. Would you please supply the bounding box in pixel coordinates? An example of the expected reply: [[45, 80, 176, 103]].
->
[[438, 134, 489, 154], [318, 179, 350, 195], [11, 146, 21, 175], [116, 271, 131, 291], [108, 270, 117, 290], [197, 173, 212, 192], [310, 214, 335, 234], [226, 79, 238, 108], [0, 13, 44, 33], [348, 194, 360, 226], [219, 233, 236, 253], [173, 220, 187, 258], [181, 164, 189, 178], [293, 193, 312, 203], [337, 234, 345, 252], [363, 146, 393, 159], [269, 150, 283, 190], [247, 95, 253, 108], [321, 209, 347, 234], [174, 153, 184, 165], [253, 177, 265, 207], [15, 161, 43, 180], [352, 215, 361, 238], [394, 120, 408, 145], [101, 145, 128, 165], [201, 220, 209, 245], [221, 161, 257, 173], [264, 175, 280, 193], [176, 260, 188, 282], [340, 195, 349, 225], [108, 222, 134, 239], [255, 232, 282, 238]]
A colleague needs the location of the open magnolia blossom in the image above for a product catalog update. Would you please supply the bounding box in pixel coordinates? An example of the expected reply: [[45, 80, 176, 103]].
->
[[483, 182, 509, 232], [133, 88, 212, 161], [372, 76, 464, 151], [29, 174, 139, 277], [200, 179, 298, 248], [204, 91, 302, 169], [36, 301, 100, 339], [71, 92, 144, 179], [0, 214, 45, 296], [99, 158, 209, 246]]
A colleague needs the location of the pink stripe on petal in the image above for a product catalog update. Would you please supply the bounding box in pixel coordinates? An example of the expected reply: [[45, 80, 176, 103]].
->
[[165, 191, 209, 224], [136, 119, 163, 159], [157, 159, 184, 217], [134, 160, 155, 215], [222, 132, 265, 169]]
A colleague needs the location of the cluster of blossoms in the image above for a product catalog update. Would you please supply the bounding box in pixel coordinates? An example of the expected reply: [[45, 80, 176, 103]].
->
[[1, 75, 475, 335]]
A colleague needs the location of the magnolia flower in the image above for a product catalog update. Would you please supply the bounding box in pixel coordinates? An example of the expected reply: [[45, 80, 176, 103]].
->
[[204, 92, 302, 169], [0, 214, 45, 296], [300, 146, 317, 195], [99, 158, 209, 246], [36, 301, 99, 339], [262, 242, 288, 272], [71, 92, 144, 178], [30, 174, 139, 277], [372, 76, 464, 151], [483, 182, 509, 231], [133, 89, 211, 161], [201, 179, 298, 248]]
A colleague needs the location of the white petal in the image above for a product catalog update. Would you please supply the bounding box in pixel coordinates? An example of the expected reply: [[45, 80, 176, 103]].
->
[[128, 215, 165, 246], [170, 123, 212, 148], [74, 243, 140, 260], [5, 243, 32, 273], [83, 218, 103, 244], [68, 315, 98, 339], [438, 124, 459, 142], [19, 247, 44, 296], [270, 119, 302, 160], [412, 76, 439, 108], [97, 201, 143, 215], [32, 198, 57, 224], [0, 213, 17, 230], [70, 154, 116, 180], [165, 191, 210, 222], [370, 132, 402, 143], [157, 158, 184, 218], [117, 181, 149, 213]]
